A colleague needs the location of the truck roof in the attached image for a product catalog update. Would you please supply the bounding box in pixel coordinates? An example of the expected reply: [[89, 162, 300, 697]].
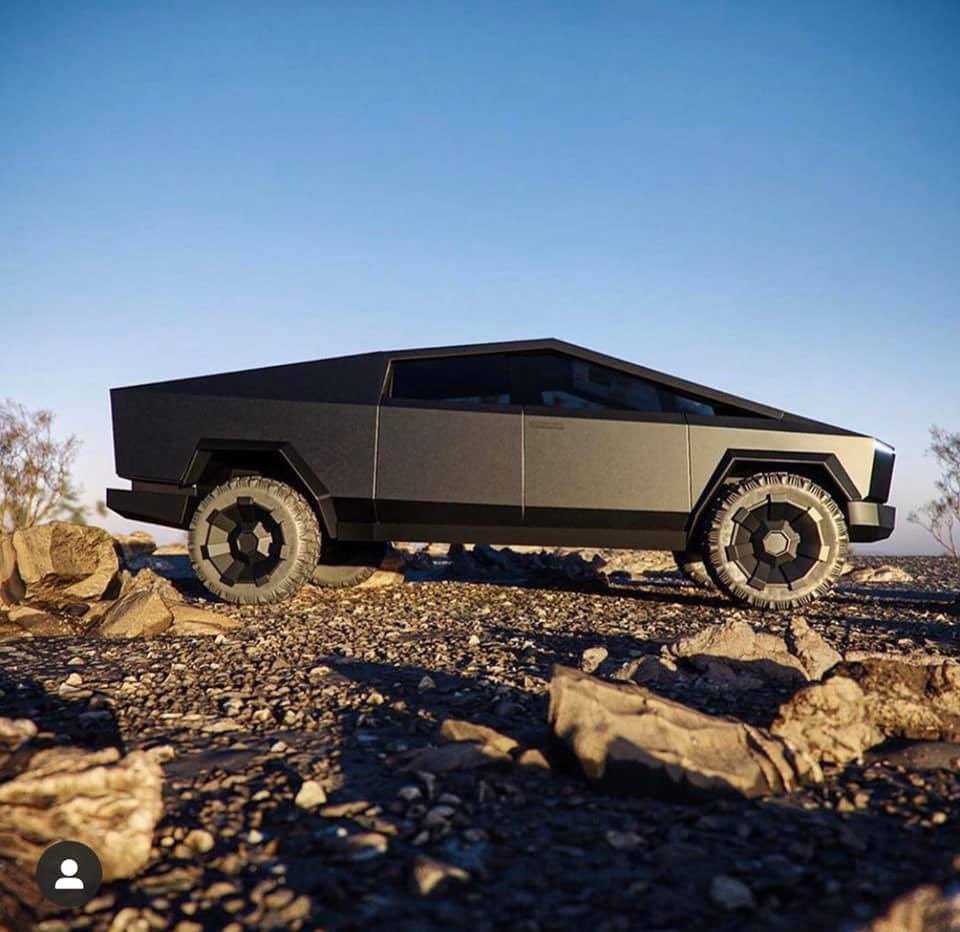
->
[[114, 337, 849, 430]]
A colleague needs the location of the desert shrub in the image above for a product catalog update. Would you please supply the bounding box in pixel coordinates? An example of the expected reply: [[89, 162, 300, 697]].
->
[[909, 426, 960, 558], [0, 399, 102, 532]]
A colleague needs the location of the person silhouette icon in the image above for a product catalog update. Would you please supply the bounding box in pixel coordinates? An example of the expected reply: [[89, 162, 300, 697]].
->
[[53, 858, 84, 890], [37, 840, 101, 906]]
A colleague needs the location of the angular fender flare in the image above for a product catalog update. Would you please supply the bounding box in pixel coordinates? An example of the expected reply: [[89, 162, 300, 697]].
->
[[687, 449, 860, 541], [181, 439, 339, 538]]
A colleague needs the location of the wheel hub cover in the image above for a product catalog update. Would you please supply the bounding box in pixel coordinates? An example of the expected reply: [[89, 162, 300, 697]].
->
[[726, 498, 824, 590], [200, 497, 285, 586]]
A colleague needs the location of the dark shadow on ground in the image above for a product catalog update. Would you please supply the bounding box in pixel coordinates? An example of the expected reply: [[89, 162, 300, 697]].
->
[[294, 655, 960, 931]]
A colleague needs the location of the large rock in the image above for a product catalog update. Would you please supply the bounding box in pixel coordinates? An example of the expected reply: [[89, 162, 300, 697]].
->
[[0, 535, 24, 606], [6, 606, 76, 636], [91, 589, 173, 637], [830, 658, 960, 743], [864, 885, 960, 931], [168, 602, 242, 636], [548, 665, 820, 800], [773, 658, 960, 766], [771, 676, 882, 766], [784, 616, 842, 680], [847, 564, 914, 584], [5, 523, 119, 608], [0, 723, 163, 882], [667, 619, 809, 686], [119, 566, 182, 603], [114, 530, 157, 562]]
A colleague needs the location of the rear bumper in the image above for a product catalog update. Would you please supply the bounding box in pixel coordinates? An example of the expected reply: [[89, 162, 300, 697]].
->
[[107, 485, 197, 529], [847, 501, 895, 542]]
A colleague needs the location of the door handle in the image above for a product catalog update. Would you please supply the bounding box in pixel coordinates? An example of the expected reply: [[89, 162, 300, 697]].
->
[[529, 420, 564, 430]]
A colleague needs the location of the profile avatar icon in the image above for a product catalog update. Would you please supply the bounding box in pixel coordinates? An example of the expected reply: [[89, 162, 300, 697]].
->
[[36, 840, 102, 907], [54, 857, 84, 890]]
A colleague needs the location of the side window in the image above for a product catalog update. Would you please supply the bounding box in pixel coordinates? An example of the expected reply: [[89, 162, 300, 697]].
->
[[660, 388, 716, 416], [510, 353, 663, 413], [389, 354, 512, 405]]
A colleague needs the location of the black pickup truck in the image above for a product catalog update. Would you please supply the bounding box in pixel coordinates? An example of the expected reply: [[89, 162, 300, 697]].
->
[[108, 339, 894, 609]]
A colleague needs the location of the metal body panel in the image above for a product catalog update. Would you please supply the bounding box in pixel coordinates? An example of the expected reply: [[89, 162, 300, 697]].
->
[[375, 404, 522, 522], [111, 390, 377, 500], [523, 412, 690, 515], [688, 424, 876, 503]]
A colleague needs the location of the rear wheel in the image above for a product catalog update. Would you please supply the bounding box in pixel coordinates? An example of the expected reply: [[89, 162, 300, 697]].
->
[[188, 477, 320, 604], [701, 472, 848, 610], [311, 541, 388, 589], [672, 550, 714, 589]]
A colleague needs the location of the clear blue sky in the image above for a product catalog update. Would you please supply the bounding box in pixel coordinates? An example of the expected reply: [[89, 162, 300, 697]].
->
[[2, 2, 958, 552]]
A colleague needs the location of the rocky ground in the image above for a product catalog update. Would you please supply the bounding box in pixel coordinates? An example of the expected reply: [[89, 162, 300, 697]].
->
[[3, 540, 960, 932]]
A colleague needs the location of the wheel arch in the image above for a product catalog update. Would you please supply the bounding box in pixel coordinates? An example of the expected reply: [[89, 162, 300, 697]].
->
[[181, 440, 337, 537], [688, 450, 859, 542]]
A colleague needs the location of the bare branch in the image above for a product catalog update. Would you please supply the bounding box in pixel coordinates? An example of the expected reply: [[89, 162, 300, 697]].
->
[[908, 425, 960, 559]]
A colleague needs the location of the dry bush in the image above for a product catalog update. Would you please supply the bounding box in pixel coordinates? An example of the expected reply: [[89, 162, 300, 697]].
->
[[0, 399, 99, 532], [909, 426, 960, 558]]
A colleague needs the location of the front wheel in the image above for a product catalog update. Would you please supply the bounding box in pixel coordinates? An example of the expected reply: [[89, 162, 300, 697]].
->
[[188, 477, 321, 604], [701, 472, 848, 610]]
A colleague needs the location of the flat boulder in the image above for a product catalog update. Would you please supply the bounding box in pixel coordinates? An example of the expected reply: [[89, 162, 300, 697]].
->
[[667, 619, 808, 686], [7, 523, 118, 608], [91, 589, 173, 637], [847, 564, 914, 584], [548, 665, 820, 800], [6, 606, 76, 637], [0, 721, 163, 881], [168, 602, 242, 635]]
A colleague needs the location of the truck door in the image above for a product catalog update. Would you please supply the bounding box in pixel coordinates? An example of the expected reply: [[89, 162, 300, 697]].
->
[[375, 352, 522, 539], [511, 351, 690, 549]]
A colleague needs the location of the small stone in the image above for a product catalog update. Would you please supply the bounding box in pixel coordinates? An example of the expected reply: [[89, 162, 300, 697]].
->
[[932, 811, 948, 825], [412, 854, 469, 895], [344, 831, 388, 861], [467, 634, 480, 648], [710, 875, 756, 910], [606, 830, 642, 850], [64, 672, 83, 686], [246, 829, 264, 844], [397, 785, 422, 802], [423, 804, 456, 827], [516, 748, 550, 770], [581, 646, 608, 674], [294, 780, 327, 809], [183, 829, 215, 854], [418, 675, 436, 692], [270, 740, 288, 753]]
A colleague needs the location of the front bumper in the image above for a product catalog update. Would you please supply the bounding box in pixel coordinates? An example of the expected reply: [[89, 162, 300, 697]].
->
[[847, 501, 896, 543], [107, 484, 197, 529]]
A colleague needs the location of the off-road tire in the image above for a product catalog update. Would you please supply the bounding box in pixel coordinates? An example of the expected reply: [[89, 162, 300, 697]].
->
[[188, 477, 321, 605], [701, 471, 848, 611], [672, 550, 714, 589], [310, 541, 388, 589]]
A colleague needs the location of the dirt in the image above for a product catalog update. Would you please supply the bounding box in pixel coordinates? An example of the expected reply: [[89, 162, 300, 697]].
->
[[3, 553, 960, 931]]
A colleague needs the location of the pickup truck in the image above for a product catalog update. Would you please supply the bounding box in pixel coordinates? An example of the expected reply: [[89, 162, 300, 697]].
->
[[108, 339, 894, 609]]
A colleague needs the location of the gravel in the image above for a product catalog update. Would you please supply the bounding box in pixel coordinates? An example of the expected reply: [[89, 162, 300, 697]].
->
[[4, 553, 960, 931]]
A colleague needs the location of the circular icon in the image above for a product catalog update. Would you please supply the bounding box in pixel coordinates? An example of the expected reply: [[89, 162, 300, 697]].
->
[[36, 840, 103, 908]]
